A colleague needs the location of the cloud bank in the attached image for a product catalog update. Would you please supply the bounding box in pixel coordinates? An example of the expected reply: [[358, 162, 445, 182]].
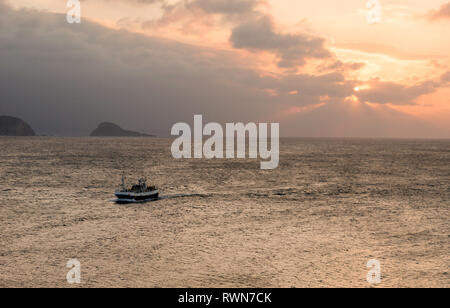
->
[[428, 2, 450, 20], [0, 1, 448, 137]]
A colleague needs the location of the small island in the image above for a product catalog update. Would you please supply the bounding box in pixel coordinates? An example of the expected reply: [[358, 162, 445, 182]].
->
[[0, 116, 36, 136], [90, 122, 155, 137]]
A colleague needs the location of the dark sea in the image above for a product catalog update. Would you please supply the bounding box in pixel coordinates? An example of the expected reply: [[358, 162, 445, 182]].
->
[[0, 137, 449, 287]]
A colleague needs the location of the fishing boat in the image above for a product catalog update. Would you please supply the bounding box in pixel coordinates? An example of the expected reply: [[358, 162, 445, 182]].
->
[[115, 175, 159, 203]]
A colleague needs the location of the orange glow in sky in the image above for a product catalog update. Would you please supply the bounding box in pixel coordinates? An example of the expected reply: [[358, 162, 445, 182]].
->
[[6, 0, 450, 136]]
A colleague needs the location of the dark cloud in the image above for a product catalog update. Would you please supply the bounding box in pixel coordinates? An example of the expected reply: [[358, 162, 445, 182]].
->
[[188, 0, 258, 15], [356, 71, 450, 106], [230, 15, 331, 68], [140, 1, 332, 70], [141, 0, 262, 29], [322, 61, 365, 72], [271, 73, 354, 103], [82, 0, 165, 3], [121, 0, 260, 14], [0, 1, 447, 137], [441, 71, 450, 84], [428, 2, 450, 20], [0, 2, 256, 135], [356, 80, 439, 105], [0, 1, 349, 136]]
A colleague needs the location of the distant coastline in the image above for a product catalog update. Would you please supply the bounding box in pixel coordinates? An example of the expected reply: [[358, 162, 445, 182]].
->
[[0, 117, 156, 137], [90, 122, 156, 137], [1, 116, 449, 139], [0, 116, 35, 136]]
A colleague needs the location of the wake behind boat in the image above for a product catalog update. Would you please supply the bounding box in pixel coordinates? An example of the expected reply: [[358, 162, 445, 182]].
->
[[115, 175, 159, 203]]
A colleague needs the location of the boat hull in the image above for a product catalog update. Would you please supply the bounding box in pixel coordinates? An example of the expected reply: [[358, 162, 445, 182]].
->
[[115, 190, 159, 203]]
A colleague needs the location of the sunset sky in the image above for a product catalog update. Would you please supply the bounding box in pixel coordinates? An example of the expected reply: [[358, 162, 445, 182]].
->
[[1, 0, 449, 137]]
